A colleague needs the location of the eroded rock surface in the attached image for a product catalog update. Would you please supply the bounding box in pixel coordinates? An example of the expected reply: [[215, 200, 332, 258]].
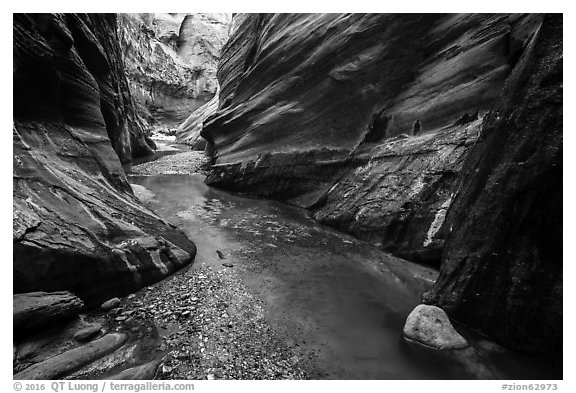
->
[[403, 304, 468, 350], [201, 13, 561, 357], [118, 13, 231, 130], [14, 333, 128, 380], [107, 359, 162, 380], [13, 14, 196, 306], [14, 292, 84, 335], [203, 13, 542, 265], [73, 324, 103, 342], [176, 85, 220, 149], [423, 14, 563, 356]]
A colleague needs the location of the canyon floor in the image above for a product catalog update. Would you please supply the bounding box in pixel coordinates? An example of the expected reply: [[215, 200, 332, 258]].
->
[[14, 141, 562, 380], [124, 141, 561, 380]]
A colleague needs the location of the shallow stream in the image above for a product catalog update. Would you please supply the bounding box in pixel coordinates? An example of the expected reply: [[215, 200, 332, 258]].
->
[[128, 162, 560, 379]]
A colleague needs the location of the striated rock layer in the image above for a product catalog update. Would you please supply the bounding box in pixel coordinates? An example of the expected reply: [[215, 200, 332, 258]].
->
[[203, 13, 562, 355], [203, 13, 542, 264], [13, 292, 84, 335], [423, 14, 563, 356], [118, 13, 231, 129], [13, 13, 196, 305], [175, 84, 220, 149]]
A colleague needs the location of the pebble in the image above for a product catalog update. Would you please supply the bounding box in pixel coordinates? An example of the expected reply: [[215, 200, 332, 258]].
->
[[115, 263, 306, 380], [101, 298, 121, 311], [73, 324, 102, 342]]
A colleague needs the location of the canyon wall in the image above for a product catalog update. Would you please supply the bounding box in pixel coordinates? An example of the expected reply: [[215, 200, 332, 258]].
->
[[202, 13, 561, 354], [13, 13, 196, 305], [175, 85, 220, 149], [118, 13, 231, 134], [423, 14, 562, 356], [203, 13, 542, 263]]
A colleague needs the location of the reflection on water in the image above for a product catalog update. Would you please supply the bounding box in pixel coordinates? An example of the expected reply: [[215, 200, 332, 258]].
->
[[128, 174, 561, 380]]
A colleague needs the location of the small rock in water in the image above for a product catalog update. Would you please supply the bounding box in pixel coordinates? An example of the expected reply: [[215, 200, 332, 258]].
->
[[403, 304, 468, 349], [73, 324, 102, 342], [101, 297, 121, 311], [108, 360, 162, 380], [222, 263, 234, 268]]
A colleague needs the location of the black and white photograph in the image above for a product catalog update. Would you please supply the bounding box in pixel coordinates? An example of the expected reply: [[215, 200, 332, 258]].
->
[[8, 1, 568, 388]]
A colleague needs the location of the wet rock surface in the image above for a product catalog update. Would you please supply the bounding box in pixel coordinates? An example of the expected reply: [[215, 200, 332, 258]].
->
[[128, 143, 210, 177], [424, 14, 563, 357], [118, 265, 307, 379], [12, 140, 561, 381], [176, 86, 220, 149], [13, 12, 562, 380], [73, 324, 103, 342], [101, 298, 121, 311], [201, 12, 561, 360], [13, 14, 196, 305], [14, 292, 84, 335], [117, 13, 231, 131], [107, 359, 162, 380], [403, 305, 468, 350], [125, 148, 561, 379], [203, 14, 542, 266], [15, 333, 128, 380]]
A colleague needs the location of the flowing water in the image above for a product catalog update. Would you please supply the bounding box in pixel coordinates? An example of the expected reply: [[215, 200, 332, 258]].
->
[[127, 159, 561, 380]]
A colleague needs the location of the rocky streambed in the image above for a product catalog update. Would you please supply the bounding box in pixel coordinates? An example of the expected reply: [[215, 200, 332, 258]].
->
[[13, 143, 562, 380], [13, 12, 562, 381]]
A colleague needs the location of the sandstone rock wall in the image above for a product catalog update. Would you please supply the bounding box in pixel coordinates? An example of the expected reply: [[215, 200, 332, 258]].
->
[[118, 13, 231, 130], [423, 14, 562, 356], [202, 13, 561, 355], [13, 13, 196, 305], [175, 85, 220, 150], [203, 13, 542, 264]]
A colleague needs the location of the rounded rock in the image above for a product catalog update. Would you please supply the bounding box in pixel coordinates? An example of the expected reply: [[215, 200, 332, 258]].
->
[[73, 324, 102, 342], [402, 304, 468, 350], [101, 297, 121, 311]]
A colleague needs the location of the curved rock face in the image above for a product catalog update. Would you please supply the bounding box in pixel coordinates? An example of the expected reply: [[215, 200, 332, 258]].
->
[[13, 292, 85, 335], [13, 13, 196, 305], [13, 14, 155, 165], [118, 13, 231, 129], [178, 13, 232, 90], [403, 304, 468, 350], [175, 85, 220, 149], [202, 13, 562, 356], [423, 14, 563, 356], [203, 13, 542, 264]]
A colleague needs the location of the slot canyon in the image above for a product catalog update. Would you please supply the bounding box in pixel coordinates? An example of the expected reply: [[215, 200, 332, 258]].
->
[[12, 13, 562, 380]]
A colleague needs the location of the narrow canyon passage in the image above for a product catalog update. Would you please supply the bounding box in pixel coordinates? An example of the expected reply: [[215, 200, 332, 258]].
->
[[124, 143, 560, 380], [13, 13, 562, 382]]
